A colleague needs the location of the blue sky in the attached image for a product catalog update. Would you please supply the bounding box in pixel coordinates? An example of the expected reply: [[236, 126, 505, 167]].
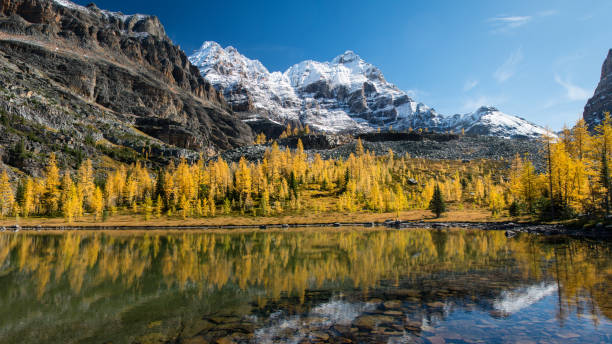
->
[[74, 0, 611, 129]]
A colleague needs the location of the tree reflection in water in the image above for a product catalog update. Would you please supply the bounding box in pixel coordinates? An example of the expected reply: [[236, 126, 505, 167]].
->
[[0, 228, 610, 343]]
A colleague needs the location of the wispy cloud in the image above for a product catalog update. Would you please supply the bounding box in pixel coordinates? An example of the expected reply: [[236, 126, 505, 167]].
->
[[462, 95, 506, 112], [488, 15, 531, 32], [488, 10, 557, 33], [554, 75, 591, 101], [463, 79, 479, 92], [494, 48, 523, 83]]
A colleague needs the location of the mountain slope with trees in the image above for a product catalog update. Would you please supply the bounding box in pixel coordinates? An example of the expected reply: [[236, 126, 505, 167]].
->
[[0, 0, 253, 176]]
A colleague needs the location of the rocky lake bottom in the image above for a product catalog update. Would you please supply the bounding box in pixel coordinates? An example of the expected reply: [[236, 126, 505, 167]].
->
[[0, 228, 610, 344]]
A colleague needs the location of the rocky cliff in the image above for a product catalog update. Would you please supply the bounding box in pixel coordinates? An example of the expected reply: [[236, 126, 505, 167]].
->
[[584, 49, 612, 127], [0, 0, 253, 174]]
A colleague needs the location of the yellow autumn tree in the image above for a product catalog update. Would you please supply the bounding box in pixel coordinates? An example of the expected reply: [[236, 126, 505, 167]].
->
[[60, 173, 80, 223], [43, 153, 61, 215], [20, 177, 35, 218], [77, 159, 95, 210], [0, 170, 14, 218], [92, 186, 104, 221]]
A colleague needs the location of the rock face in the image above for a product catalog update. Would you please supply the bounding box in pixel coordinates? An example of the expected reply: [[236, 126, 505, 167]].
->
[[190, 41, 550, 138], [584, 49, 612, 128], [0, 0, 253, 173]]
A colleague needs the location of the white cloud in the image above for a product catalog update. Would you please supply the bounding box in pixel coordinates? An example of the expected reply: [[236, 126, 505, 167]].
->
[[494, 48, 523, 83], [488, 15, 531, 32], [463, 79, 479, 92], [554, 75, 591, 101], [494, 283, 558, 315]]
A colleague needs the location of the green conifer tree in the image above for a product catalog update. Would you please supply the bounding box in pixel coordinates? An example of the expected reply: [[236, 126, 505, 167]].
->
[[429, 184, 446, 218]]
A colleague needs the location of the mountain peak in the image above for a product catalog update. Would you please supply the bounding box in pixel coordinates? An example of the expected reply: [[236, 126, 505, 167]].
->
[[225, 46, 239, 54], [332, 50, 361, 64], [200, 41, 220, 49], [602, 49, 612, 79], [583, 49, 612, 128], [476, 106, 500, 113], [196, 41, 222, 54]]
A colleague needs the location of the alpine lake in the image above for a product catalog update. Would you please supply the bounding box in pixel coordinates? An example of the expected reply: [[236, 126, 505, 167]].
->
[[0, 227, 610, 344]]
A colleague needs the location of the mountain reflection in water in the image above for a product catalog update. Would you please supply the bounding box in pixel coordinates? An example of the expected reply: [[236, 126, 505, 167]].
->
[[0, 228, 610, 343]]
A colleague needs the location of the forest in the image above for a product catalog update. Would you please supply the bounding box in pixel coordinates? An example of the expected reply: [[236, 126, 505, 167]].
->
[[0, 114, 610, 224]]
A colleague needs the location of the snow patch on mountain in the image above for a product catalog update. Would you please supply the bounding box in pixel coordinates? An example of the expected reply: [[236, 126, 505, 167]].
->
[[190, 41, 551, 138], [53, 0, 151, 25], [53, 0, 86, 11]]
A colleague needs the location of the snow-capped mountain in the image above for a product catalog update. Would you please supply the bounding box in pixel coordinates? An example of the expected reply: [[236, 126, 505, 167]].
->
[[446, 106, 550, 138], [189, 41, 301, 121], [189, 42, 550, 138]]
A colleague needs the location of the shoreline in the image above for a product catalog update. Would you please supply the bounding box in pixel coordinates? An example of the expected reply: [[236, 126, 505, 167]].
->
[[3, 220, 611, 239]]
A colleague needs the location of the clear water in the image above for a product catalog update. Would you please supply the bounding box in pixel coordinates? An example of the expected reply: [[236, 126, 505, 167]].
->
[[0, 228, 610, 343]]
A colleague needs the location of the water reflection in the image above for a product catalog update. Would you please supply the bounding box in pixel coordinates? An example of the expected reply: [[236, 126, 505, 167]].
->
[[0, 228, 610, 343], [493, 282, 558, 314]]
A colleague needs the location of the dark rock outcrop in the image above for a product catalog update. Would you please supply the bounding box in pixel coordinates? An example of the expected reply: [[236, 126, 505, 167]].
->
[[0, 0, 253, 173], [584, 49, 612, 128], [239, 115, 286, 139], [277, 134, 351, 150], [357, 132, 459, 143]]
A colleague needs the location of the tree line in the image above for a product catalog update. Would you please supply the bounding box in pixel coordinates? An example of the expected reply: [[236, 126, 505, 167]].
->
[[509, 114, 611, 219], [0, 113, 610, 222]]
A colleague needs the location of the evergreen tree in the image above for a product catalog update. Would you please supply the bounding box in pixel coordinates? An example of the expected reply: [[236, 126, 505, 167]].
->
[[342, 168, 350, 192], [508, 201, 520, 217], [289, 171, 298, 197], [8, 139, 27, 167], [428, 185, 446, 218]]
